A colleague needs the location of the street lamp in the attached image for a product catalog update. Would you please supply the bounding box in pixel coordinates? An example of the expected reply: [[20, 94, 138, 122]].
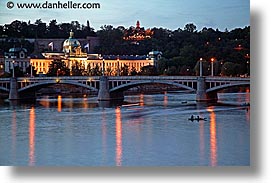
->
[[210, 58, 215, 76], [12, 60, 15, 78], [102, 59, 105, 76], [30, 62, 33, 77], [57, 68, 61, 77], [199, 58, 203, 77], [117, 58, 120, 76]]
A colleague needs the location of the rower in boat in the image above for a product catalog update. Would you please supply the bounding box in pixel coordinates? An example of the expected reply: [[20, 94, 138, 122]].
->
[[188, 115, 207, 121]]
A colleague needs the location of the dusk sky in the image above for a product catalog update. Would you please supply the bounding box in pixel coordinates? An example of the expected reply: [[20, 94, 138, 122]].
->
[[0, 0, 250, 31]]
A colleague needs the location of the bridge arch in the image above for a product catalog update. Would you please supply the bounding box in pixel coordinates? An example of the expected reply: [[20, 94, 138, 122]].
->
[[109, 80, 196, 93], [18, 80, 98, 93], [0, 86, 9, 93], [206, 82, 250, 93]]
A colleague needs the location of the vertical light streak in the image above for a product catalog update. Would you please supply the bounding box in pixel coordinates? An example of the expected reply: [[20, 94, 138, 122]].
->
[[207, 107, 217, 167], [199, 121, 205, 163], [57, 95, 62, 112], [115, 107, 122, 166], [140, 94, 144, 106], [163, 92, 168, 107], [29, 107, 36, 166]]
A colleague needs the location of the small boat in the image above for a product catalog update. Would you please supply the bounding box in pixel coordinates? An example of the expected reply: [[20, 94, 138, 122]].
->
[[188, 115, 207, 121]]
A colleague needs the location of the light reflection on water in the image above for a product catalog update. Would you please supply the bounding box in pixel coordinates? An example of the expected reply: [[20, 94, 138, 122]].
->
[[207, 106, 217, 167], [0, 92, 250, 166], [115, 107, 122, 166], [29, 107, 36, 166]]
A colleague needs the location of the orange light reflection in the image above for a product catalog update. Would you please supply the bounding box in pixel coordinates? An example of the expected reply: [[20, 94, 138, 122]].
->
[[115, 107, 122, 166], [140, 94, 144, 106], [207, 107, 217, 166], [57, 95, 62, 112], [163, 92, 168, 107], [199, 121, 205, 163], [83, 97, 88, 112], [29, 107, 36, 166], [39, 96, 50, 108]]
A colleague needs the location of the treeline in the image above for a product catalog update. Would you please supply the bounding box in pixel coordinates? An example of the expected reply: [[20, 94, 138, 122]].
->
[[94, 23, 250, 76], [0, 19, 96, 39], [0, 19, 96, 54], [0, 20, 250, 76]]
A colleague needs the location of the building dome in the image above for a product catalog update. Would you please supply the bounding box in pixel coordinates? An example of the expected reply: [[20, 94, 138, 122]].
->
[[63, 31, 81, 53], [8, 47, 27, 53]]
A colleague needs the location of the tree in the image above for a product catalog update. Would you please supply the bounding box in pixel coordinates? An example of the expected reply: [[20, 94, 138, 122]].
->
[[25, 65, 37, 77], [140, 65, 157, 76], [71, 62, 85, 76], [91, 64, 102, 76], [184, 23, 197, 33], [120, 64, 129, 76], [130, 67, 138, 76], [48, 19, 60, 38], [221, 62, 242, 76], [47, 60, 70, 76]]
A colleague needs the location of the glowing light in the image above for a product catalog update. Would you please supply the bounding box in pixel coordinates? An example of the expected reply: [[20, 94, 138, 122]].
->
[[29, 107, 36, 166], [57, 95, 62, 112], [163, 92, 168, 107], [199, 121, 205, 163], [115, 107, 122, 166], [82, 96, 88, 111], [208, 106, 217, 166], [139, 94, 144, 106]]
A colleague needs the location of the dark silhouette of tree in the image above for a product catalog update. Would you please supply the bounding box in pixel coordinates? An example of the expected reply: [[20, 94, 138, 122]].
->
[[140, 65, 157, 76], [71, 62, 85, 76], [47, 60, 70, 76], [120, 64, 129, 76], [184, 23, 197, 33]]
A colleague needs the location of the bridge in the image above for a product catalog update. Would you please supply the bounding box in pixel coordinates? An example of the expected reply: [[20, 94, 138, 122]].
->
[[0, 76, 250, 102]]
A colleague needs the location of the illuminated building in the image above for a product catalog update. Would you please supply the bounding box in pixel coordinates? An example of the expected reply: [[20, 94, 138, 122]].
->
[[123, 21, 154, 41], [30, 31, 160, 75]]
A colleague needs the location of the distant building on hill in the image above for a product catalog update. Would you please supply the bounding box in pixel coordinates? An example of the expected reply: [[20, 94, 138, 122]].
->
[[123, 21, 154, 42]]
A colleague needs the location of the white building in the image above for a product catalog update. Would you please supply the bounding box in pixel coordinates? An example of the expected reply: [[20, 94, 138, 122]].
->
[[4, 47, 31, 73]]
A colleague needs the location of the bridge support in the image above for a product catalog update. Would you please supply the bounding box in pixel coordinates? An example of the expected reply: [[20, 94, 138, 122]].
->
[[9, 77, 19, 100], [196, 77, 218, 102], [98, 76, 111, 101], [196, 77, 207, 102]]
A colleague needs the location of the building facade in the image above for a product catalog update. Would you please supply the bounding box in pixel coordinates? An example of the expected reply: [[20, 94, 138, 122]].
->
[[4, 47, 31, 74], [30, 31, 160, 76]]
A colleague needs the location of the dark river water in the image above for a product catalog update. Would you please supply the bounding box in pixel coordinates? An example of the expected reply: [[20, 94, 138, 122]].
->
[[0, 92, 250, 166]]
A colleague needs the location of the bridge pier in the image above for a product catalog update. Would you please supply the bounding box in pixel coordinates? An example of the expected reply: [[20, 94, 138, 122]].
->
[[98, 76, 124, 101], [196, 77, 207, 102], [9, 77, 19, 100], [196, 77, 218, 102], [98, 76, 111, 101]]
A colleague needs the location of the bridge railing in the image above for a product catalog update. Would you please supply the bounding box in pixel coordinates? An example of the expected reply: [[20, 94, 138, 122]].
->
[[0, 76, 250, 83], [108, 76, 198, 81], [205, 76, 250, 82]]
